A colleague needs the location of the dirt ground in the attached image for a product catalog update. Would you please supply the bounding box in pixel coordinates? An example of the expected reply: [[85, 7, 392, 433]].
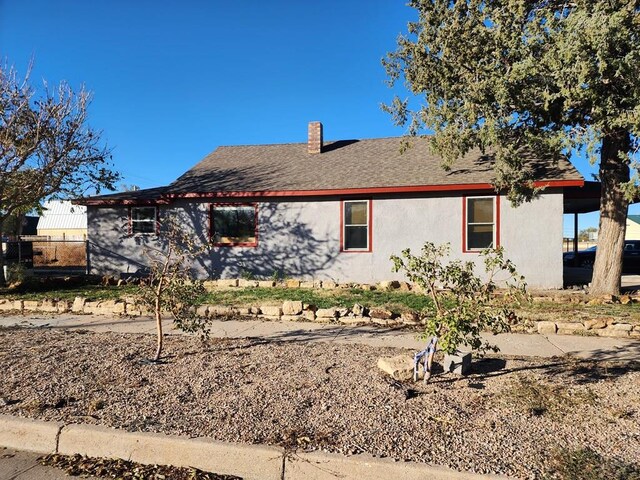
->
[[0, 327, 638, 479]]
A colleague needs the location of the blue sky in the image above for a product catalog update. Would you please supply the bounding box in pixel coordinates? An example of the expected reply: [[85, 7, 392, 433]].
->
[[0, 0, 623, 231]]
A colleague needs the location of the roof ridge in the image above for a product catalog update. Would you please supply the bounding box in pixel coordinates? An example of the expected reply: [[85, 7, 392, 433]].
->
[[214, 136, 417, 149]]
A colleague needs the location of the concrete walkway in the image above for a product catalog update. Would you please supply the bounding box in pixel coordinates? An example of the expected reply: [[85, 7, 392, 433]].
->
[[0, 448, 103, 480], [1, 312, 639, 361]]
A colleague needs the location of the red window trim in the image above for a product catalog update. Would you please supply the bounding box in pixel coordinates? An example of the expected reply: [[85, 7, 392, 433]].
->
[[209, 202, 259, 247], [128, 205, 160, 236], [340, 199, 373, 253], [462, 195, 500, 253]]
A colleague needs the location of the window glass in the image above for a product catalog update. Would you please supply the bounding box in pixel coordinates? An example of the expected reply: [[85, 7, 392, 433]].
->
[[344, 200, 369, 250], [466, 198, 494, 250], [131, 207, 156, 234], [468, 198, 493, 223], [212, 205, 256, 245]]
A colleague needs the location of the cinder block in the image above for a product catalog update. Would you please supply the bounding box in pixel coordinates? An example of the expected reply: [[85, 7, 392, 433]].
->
[[443, 351, 472, 375]]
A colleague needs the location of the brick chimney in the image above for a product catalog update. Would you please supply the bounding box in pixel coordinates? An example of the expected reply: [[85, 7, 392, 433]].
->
[[307, 121, 323, 154]]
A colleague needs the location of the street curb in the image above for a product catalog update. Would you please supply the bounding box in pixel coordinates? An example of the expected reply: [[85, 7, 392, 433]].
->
[[0, 414, 511, 479], [57, 423, 283, 480], [0, 415, 62, 454], [286, 451, 506, 480]]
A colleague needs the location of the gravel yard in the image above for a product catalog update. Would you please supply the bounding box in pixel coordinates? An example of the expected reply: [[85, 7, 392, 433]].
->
[[1, 327, 639, 479]]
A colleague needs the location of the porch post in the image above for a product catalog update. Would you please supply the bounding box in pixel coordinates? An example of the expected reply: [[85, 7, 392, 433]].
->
[[573, 213, 579, 266]]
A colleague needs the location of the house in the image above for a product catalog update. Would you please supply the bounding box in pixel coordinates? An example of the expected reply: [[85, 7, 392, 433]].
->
[[79, 122, 589, 288], [37, 200, 87, 240], [626, 215, 640, 240]]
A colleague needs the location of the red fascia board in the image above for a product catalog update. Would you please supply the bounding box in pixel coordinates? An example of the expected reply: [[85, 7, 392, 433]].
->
[[80, 199, 171, 206], [166, 180, 584, 199], [81, 179, 585, 205]]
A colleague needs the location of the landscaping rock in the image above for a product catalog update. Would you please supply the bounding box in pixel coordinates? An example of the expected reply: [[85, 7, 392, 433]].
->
[[321, 280, 337, 290], [537, 321, 557, 335], [401, 311, 420, 325], [23, 300, 39, 312], [443, 351, 472, 375], [372, 318, 398, 327], [210, 305, 234, 316], [377, 355, 423, 381], [398, 282, 412, 292], [299, 281, 315, 289], [282, 301, 303, 315], [584, 319, 607, 330], [236, 307, 251, 316], [285, 279, 301, 289], [597, 328, 628, 337], [0, 300, 14, 311], [258, 280, 275, 288], [12, 300, 23, 312], [40, 299, 58, 313], [619, 294, 633, 305], [260, 305, 282, 317], [196, 305, 209, 318], [336, 307, 350, 318], [111, 301, 126, 315], [238, 279, 258, 288], [57, 300, 72, 313], [315, 308, 337, 319], [378, 280, 400, 291], [339, 316, 369, 325], [557, 322, 586, 335], [302, 310, 316, 321], [358, 284, 375, 291], [71, 297, 87, 313], [352, 303, 365, 316], [369, 308, 394, 320], [611, 323, 633, 332], [218, 279, 239, 288], [281, 315, 303, 322]]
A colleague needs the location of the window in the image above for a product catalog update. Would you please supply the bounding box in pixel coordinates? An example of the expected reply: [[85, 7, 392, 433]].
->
[[130, 207, 157, 234], [342, 200, 371, 252], [464, 196, 498, 251], [211, 204, 257, 246]]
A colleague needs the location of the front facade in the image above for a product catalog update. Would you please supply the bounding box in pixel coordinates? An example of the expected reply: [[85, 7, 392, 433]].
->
[[82, 123, 584, 288]]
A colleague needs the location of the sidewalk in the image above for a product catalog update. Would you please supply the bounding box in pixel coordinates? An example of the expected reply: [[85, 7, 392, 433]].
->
[[0, 448, 103, 480], [1, 312, 638, 361]]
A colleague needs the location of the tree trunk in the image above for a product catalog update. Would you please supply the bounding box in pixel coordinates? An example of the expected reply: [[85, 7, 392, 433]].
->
[[590, 130, 631, 296], [0, 225, 5, 286], [154, 296, 163, 361]]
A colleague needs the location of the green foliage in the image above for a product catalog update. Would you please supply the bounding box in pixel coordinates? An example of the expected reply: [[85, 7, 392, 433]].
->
[[391, 242, 528, 354], [578, 227, 598, 242], [384, 0, 640, 203]]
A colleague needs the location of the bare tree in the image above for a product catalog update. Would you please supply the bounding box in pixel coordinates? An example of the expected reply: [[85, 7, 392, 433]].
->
[[0, 62, 119, 284]]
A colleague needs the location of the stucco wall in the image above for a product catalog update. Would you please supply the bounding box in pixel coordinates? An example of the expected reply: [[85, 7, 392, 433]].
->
[[87, 192, 564, 288]]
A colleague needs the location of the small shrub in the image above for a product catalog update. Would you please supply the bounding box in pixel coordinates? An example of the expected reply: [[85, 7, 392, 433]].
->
[[391, 242, 528, 354]]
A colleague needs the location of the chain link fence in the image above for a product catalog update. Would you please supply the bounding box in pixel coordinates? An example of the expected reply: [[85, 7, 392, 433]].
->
[[2, 237, 88, 276]]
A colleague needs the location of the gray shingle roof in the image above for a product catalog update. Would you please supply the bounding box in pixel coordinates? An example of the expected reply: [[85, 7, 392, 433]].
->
[[168, 136, 583, 194], [80, 136, 584, 204]]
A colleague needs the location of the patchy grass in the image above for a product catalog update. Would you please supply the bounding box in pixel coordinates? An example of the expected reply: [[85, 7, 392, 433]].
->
[[3, 280, 640, 325], [0, 283, 138, 302], [204, 287, 434, 311], [543, 448, 640, 480], [501, 375, 598, 418], [522, 300, 640, 325]]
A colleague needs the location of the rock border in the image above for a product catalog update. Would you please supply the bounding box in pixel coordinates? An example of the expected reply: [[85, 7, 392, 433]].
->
[[0, 414, 507, 480], [1, 296, 638, 339]]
